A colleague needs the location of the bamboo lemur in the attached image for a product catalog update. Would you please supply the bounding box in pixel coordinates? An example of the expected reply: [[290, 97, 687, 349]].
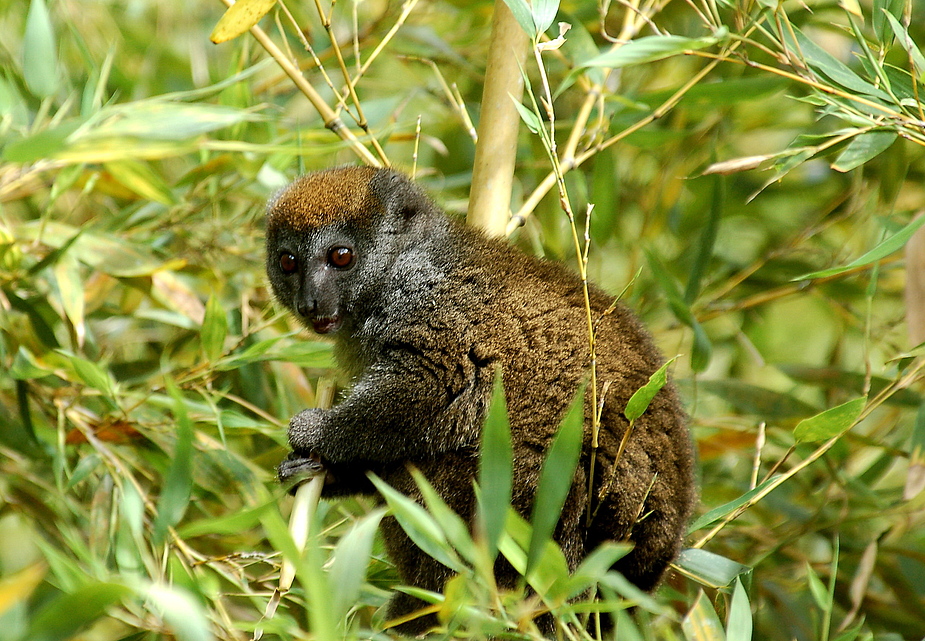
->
[[266, 166, 696, 634]]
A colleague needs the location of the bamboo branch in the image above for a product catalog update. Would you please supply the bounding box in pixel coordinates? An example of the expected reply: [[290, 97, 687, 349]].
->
[[217, 0, 382, 167]]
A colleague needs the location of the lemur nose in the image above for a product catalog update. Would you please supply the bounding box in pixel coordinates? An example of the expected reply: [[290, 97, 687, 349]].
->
[[296, 299, 315, 318]]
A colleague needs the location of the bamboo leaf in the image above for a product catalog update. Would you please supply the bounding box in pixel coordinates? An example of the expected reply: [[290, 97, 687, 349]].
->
[[793, 397, 866, 444], [210, 0, 277, 44], [676, 549, 752, 590], [201, 294, 228, 362], [52, 253, 85, 347], [370, 474, 464, 573], [141, 582, 214, 641], [685, 173, 724, 303], [56, 350, 114, 397], [500, 0, 536, 35], [511, 97, 542, 134], [831, 131, 897, 172], [410, 467, 475, 565], [328, 508, 386, 623], [22, 0, 58, 98], [688, 475, 782, 533], [790, 29, 890, 101], [726, 578, 753, 641], [625, 358, 676, 422], [88, 102, 263, 142], [682, 590, 726, 641], [873, 0, 904, 45], [578, 32, 727, 70], [153, 381, 195, 545], [27, 582, 134, 641], [103, 160, 179, 205], [795, 215, 925, 280], [532, 0, 559, 35], [884, 12, 925, 77], [646, 250, 712, 371], [526, 387, 584, 575], [805, 562, 829, 610], [477, 370, 513, 560]]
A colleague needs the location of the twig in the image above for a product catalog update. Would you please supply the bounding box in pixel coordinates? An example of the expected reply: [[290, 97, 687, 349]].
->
[[216, 0, 382, 167]]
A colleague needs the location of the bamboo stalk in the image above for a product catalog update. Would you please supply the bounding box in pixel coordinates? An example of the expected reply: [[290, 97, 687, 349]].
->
[[466, 1, 529, 237]]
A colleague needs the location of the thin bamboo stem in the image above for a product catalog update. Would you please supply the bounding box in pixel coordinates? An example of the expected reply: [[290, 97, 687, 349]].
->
[[217, 0, 382, 167]]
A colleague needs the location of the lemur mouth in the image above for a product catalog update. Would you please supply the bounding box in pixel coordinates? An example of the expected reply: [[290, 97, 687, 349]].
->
[[312, 316, 342, 334]]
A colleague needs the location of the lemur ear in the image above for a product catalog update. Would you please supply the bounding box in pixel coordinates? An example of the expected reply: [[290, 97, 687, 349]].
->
[[371, 170, 433, 221]]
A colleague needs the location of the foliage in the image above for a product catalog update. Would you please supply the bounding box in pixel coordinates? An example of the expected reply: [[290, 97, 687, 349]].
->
[[1, 0, 925, 639]]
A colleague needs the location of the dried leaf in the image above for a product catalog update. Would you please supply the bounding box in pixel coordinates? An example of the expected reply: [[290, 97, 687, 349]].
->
[[703, 155, 771, 175], [210, 0, 277, 44]]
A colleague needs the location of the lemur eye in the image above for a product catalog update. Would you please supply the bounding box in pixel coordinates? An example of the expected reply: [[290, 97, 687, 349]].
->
[[327, 246, 355, 269], [279, 252, 298, 274]]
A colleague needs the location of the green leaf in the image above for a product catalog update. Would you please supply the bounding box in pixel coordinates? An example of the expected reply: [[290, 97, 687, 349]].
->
[[532, 0, 559, 34], [805, 562, 829, 610], [884, 13, 925, 77], [369, 474, 464, 573], [688, 475, 782, 534], [201, 294, 228, 361], [831, 131, 897, 172], [501, 0, 536, 35], [793, 397, 866, 443], [790, 28, 890, 101], [676, 549, 751, 591], [51, 253, 85, 344], [578, 33, 726, 70], [56, 350, 115, 397], [625, 357, 676, 422], [685, 173, 723, 304], [562, 542, 631, 599], [726, 578, 753, 641], [682, 590, 726, 641], [103, 160, 179, 205], [216, 337, 334, 370], [89, 102, 264, 142], [646, 250, 712, 371], [9, 346, 51, 380], [22, 0, 59, 98], [328, 508, 386, 623], [498, 507, 570, 594], [527, 387, 584, 575], [178, 501, 274, 537], [794, 215, 925, 280], [477, 370, 512, 561], [27, 582, 133, 641], [511, 97, 542, 134], [140, 582, 215, 641], [153, 380, 195, 545], [2, 122, 81, 162], [410, 467, 475, 566]]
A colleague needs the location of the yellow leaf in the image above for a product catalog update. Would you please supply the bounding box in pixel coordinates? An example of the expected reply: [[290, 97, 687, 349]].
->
[[0, 563, 46, 616], [210, 0, 277, 44], [839, 0, 863, 18]]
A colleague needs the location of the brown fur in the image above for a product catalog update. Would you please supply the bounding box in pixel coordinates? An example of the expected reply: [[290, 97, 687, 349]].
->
[[266, 167, 697, 635], [268, 166, 381, 231]]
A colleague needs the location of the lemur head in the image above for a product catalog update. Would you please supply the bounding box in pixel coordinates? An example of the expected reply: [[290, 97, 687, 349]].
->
[[265, 166, 438, 335]]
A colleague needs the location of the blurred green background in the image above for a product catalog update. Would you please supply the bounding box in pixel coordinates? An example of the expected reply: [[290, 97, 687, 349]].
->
[[1, 0, 924, 639]]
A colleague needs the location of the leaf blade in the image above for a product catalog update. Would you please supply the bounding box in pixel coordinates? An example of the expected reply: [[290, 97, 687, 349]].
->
[[210, 0, 278, 44], [793, 397, 866, 444]]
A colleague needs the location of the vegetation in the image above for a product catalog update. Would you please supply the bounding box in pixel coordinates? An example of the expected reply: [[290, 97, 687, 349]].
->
[[1, 0, 924, 639]]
